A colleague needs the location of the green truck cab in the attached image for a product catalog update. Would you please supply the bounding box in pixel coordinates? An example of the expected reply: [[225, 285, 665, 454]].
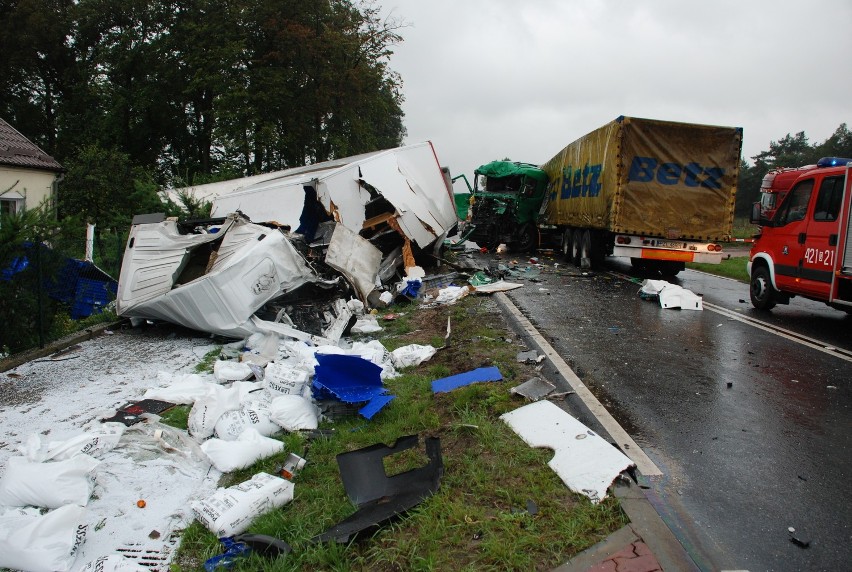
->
[[462, 161, 549, 250]]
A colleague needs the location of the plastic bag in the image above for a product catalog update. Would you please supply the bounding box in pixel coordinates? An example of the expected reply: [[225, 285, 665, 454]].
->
[[0, 504, 87, 572], [391, 344, 437, 368], [192, 472, 294, 537], [214, 401, 280, 441], [0, 454, 100, 508], [200, 428, 285, 473], [19, 423, 125, 462], [268, 395, 320, 432]]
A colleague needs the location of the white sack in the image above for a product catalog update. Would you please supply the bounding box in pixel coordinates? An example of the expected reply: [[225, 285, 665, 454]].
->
[[191, 472, 294, 537], [200, 428, 285, 473], [214, 401, 280, 441], [19, 423, 125, 462], [231, 380, 264, 403], [0, 505, 87, 572], [391, 344, 437, 368], [268, 395, 320, 432], [263, 362, 310, 398], [188, 384, 242, 441], [76, 554, 151, 572], [0, 455, 100, 508], [213, 360, 254, 382], [143, 372, 212, 404]]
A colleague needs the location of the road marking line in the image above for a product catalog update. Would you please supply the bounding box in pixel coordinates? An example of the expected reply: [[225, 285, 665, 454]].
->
[[495, 292, 663, 477], [703, 302, 852, 363]]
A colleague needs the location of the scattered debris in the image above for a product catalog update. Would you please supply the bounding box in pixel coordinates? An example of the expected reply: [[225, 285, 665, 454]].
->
[[431, 366, 503, 393], [313, 435, 443, 543], [639, 279, 703, 310], [515, 350, 545, 364], [500, 401, 635, 503], [471, 280, 524, 294], [278, 453, 307, 480], [510, 377, 557, 401], [101, 399, 176, 426]]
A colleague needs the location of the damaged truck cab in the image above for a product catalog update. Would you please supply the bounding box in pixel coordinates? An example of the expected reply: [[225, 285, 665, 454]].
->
[[463, 161, 549, 251]]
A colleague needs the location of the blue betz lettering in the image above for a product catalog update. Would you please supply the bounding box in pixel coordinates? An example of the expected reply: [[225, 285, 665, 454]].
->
[[627, 156, 725, 189], [559, 163, 603, 199]]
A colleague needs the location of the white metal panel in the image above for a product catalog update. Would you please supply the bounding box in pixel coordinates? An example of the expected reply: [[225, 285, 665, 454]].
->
[[501, 400, 635, 503]]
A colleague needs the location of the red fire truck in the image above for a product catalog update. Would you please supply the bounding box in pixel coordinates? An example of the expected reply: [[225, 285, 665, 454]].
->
[[748, 159, 852, 312]]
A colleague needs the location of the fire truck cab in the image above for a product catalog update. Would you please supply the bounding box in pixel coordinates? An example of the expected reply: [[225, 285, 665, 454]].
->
[[748, 159, 852, 313]]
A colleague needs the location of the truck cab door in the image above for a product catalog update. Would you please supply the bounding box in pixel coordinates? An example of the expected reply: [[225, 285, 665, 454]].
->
[[798, 174, 844, 296], [770, 178, 814, 292]]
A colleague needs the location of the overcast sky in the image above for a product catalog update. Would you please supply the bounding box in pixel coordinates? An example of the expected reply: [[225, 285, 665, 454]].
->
[[378, 0, 852, 185]]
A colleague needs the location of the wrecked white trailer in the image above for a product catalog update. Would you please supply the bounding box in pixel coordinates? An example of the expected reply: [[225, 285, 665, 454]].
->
[[209, 142, 458, 259], [118, 143, 459, 340], [116, 213, 354, 340]]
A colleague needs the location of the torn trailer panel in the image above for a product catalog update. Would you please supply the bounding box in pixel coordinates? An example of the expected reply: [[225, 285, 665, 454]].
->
[[116, 213, 348, 340], [209, 142, 458, 258]]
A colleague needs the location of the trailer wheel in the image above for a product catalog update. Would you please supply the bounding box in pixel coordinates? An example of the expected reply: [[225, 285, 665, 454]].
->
[[561, 229, 573, 261], [750, 265, 777, 310], [571, 230, 583, 267], [579, 230, 593, 269]]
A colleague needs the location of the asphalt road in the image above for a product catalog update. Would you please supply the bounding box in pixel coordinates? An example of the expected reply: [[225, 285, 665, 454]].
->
[[496, 253, 851, 572]]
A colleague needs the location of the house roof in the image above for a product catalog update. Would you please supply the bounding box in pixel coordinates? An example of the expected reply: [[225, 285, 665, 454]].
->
[[0, 118, 63, 172]]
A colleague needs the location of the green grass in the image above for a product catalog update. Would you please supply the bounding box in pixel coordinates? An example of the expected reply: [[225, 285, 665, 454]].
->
[[170, 296, 627, 571], [686, 256, 749, 282]]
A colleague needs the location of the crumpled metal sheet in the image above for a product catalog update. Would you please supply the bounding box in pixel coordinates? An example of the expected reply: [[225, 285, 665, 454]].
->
[[117, 214, 319, 338], [209, 142, 457, 250]]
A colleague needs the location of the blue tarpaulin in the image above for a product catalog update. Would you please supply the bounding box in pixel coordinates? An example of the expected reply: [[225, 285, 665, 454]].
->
[[431, 366, 503, 393]]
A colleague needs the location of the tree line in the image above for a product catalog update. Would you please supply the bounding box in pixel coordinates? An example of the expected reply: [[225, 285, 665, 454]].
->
[[736, 124, 852, 217], [0, 0, 406, 229]]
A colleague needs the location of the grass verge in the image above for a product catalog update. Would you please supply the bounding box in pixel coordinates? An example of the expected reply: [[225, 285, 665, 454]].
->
[[170, 296, 627, 571], [687, 256, 749, 282]]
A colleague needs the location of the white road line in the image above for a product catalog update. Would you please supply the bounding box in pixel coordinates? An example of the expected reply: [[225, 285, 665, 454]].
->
[[703, 302, 852, 363], [495, 292, 663, 477]]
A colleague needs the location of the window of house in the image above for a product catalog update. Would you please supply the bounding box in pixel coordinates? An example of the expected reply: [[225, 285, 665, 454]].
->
[[1, 198, 22, 216]]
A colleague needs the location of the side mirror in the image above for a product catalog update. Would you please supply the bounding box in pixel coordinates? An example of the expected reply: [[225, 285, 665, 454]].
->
[[749, 202, 771, 227]]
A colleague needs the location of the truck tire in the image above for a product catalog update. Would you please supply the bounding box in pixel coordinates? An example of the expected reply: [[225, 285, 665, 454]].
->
[[750, 265, 777, 310], [561, 229, 573, 261], [515, 223, 538, 252], [571, 230, 583, 267], [579, 230, 592, 269]]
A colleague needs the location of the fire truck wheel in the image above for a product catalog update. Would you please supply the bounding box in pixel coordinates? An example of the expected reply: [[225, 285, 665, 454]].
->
[[750, 265, 777, 310]]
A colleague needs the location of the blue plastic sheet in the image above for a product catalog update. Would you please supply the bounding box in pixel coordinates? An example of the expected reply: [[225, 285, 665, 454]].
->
[[431, 366, 503, 393], [313, 354, 395, 419]]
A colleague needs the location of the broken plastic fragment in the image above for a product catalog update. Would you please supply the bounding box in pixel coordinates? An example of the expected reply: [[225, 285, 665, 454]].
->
[[313, 354, 395, 419], [313, 435, 443, 543], [510, 377, 556, 401], [431, 366, 503, 393]]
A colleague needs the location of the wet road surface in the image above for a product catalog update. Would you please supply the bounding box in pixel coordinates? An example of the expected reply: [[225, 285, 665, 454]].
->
[[495, 253, 851, 572]]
